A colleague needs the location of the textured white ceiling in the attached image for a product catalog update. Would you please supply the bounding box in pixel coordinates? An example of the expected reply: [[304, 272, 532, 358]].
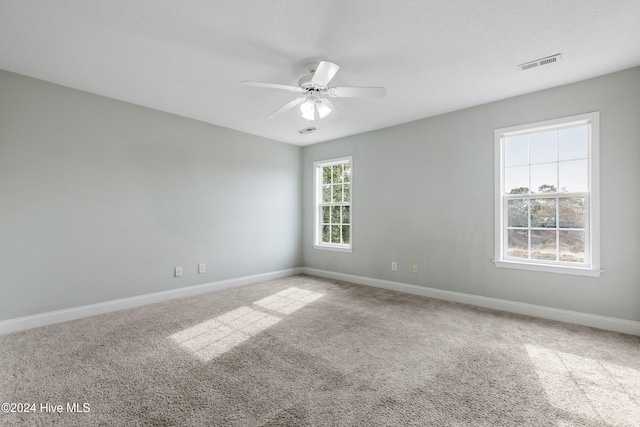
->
[[1, 1, 639, 146]]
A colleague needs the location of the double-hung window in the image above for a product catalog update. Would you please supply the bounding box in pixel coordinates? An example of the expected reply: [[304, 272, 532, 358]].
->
[[314, 156, 352, 252], [495, 112, 600, 276]]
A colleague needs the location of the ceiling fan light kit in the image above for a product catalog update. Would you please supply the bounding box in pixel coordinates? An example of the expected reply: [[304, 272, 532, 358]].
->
[[242, 60, 387, 124], [300, 98, 316, 120], [316, 99, 332, 119]]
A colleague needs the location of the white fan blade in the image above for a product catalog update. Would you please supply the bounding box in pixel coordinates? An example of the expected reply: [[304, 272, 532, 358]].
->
[[328, 86, 387, 98], [311, 61, 340, 86], [267, 97, 305, 119], [319, 98, 342, 123], [243, 81, 304, 93]]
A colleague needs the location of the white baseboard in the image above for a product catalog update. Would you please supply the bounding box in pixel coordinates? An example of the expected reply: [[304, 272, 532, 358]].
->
[[0, 268, 303, 336], [4, 267, 638, 337], [302, 268, 640, 336]]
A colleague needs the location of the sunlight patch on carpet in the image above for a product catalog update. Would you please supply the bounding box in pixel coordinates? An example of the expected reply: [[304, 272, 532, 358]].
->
[[169, 287, 323, 361], [253, 287, 323, 314], [169, 306, 281, 361], [525, 344, 640, 426]]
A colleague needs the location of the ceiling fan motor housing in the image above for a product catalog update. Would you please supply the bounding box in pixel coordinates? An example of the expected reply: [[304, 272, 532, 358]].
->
[[297, 74, 314, 88], [298, 62, 327, 91]]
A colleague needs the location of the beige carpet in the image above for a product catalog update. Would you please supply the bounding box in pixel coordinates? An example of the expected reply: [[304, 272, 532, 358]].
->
[[1, 274, 639, 426]]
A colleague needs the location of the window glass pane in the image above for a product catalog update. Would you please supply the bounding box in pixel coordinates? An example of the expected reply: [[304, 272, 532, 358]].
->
[[342, 206, 350, 224], [531, 230, 556, 260], [322, 225, 330, 243], [530, 163, 557, 194], [343, 163, 351, 182], [507, 230, 528, 259], [330, 206, 340, 224], [332, 184, 342, 202], [559, 230, 585, 263], [322, 185, 331, 203], [332, 165, 343, 183], [342, 225, 350, 244], [559, 126, 588, 161], [531, 199, 556, 228], [505, 165, 529, 194], [322, 206, 330, 223], [507, 199, 528, 227], [344, 183, 351, 202], [504, 135, 528, 167], [530, 131, 557, 164], [331, 225, 341, 243], [322, 166, 332, 184], [559, 159, 587, 193], [559, 197, 585, 228]]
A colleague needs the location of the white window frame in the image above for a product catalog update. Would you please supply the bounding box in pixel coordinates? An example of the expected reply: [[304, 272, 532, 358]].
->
[[313, 156, 353, 252], [494, 112, 601, 277]]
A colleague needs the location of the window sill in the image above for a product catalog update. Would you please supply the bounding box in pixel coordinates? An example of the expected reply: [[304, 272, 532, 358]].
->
[[313, 244, 352, 253], [494, 260, 602, 277]]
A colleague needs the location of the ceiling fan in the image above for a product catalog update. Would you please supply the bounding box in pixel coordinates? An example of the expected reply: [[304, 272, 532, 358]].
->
[[242, 61, 387, 121]]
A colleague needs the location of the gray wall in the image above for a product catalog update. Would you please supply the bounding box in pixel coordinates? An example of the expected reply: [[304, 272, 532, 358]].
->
[[302, 67, 640, 322], [0, 70, 302, 321], [3, 67, 638, 324]]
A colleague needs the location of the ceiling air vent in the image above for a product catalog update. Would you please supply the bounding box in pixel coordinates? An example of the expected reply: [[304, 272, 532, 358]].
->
[[298, 127, 317, 135], [518, 54, 562, 71]]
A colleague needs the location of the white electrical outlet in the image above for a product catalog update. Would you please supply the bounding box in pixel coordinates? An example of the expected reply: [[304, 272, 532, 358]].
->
[[198, 263, 206, 274], [391, 261, 397, 271], [412, 264, 418, 274], [175, 267, 182, 277]]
